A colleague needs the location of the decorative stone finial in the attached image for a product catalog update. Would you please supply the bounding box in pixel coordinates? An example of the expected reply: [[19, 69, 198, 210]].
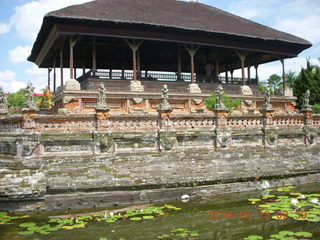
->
[[301, 89, 312, 111], [214, 85, 226, 110], [158, 84, 172, 112], [96, 84, 109, 110], [24, 82, 38, 111], [261, 88, 273, 111], [0, 86, 8, 114]]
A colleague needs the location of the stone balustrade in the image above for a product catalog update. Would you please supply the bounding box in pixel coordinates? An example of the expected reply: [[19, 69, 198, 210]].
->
[[0, 112, 319, 133]]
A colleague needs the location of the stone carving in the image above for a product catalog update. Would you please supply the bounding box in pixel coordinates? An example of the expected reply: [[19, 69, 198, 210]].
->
[[133, 98, 144, 104], [96, 84, 109, 110], [0, 86, 8, 114], [214, 85, 226, 110], [16, 136, 40, 157], [215, 129, 232, 148], [158, 84, 172, 112], [301, 89, 312, 111], [303, 126, 316, 145], [159, 130, 176, 150], [188, 83, 202, 94], [261, 88, 273, 111], [130, 80, 144, 92], [193, 99, 203, 105], [262, 128, 278, 146], [44, 145, 90, 153], [240, 85, 253, 95], [64, 78, 81, 91], [94, 132, 114, 153], [24, 82, 38, 111]]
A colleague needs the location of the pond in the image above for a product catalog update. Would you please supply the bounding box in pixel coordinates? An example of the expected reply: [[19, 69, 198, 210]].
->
[[1, 183, 319, 240]]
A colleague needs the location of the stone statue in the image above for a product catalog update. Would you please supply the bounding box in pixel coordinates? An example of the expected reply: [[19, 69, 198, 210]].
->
[[96, 84, 108, 110], [0, 86, 8, 114], [25, 82, 38, 110], [262, 88, 273, 111], [302, 89, 311, 110], [214, 85, 226, 110], [158, 84, 172, 111]]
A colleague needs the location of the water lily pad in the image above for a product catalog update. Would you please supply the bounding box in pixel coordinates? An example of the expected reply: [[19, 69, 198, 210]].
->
[[294, 232, 312, 237], [129, 217, 142, 221], [245, 235, 263, 240], [18, 231, 34, 235], [142, 215, 154, 219], [279, 231, 294, 236]]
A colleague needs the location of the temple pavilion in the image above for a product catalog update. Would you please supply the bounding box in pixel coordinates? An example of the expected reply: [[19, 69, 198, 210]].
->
[[28, 0, 311, 115]]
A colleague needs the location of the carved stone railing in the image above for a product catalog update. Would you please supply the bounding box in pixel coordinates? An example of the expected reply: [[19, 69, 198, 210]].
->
[[226, 115, 262, 128], [313, 114, 320, 126], [273, 114, 304, 126], [0, 115, 22, 132], [0, 112, 320, 133], [34, 115, 96, 132]]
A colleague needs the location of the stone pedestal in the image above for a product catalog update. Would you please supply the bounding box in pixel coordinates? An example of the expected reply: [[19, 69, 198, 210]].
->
[[188, 83, 202, 94], [158, 109, 173, 129], [240, 85, 253, 95], [260, 108, 275, 126], [130, 80, 144, 92], [301, 107, 313, 126], [213, 109, 228, 128], [64, 78, 81, 91], [22, 109, 38, 129], [95, 108, 110, 129]]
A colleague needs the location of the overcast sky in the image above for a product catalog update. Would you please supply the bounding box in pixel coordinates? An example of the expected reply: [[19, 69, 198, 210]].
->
[[0, 0, 319, 92]]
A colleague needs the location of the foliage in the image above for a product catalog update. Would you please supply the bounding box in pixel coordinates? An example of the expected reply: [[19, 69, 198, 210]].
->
[[249, 185, 320, 223], [204, 93, 241, 113], [285, 70, 297, 88], [35, 88, 54, 109], [7, 88, 27, 113], [312, 104, 320, 114], [157, 228, 199, 239], [18, 205, 181, 236], [6, 88, 54, 113], [293, 59, 320, 107], [245, 231, 313, 240], [267, 74, 282, 95]]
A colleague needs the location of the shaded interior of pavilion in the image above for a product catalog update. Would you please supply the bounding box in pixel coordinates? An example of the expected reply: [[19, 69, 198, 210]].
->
[[43, 34, 289, 94]]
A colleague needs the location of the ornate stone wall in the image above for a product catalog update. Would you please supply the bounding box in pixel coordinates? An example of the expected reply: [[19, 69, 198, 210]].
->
[[0, 112, 319, 208]]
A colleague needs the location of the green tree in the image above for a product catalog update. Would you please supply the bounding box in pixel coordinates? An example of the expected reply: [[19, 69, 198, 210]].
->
[[267, 74, 282, 95], [7, 88, 27, 113], [285, 71, 297, 88], [205, 93, 241, 114], [293, 59, 320, 107]]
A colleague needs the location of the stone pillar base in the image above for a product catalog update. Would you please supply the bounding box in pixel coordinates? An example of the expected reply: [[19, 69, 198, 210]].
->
[[130, 80, 144, 92], [300, 109, 313, 125], [22, 109, 38, 129], [64, 78, 81, 91], [188, 83, 202, 94]]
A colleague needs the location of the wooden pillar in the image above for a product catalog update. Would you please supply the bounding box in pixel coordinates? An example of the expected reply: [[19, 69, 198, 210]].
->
[[145, 70, 148, 78], [109, 69, 113, 79], [230, 70, 234, 84], [185, 44, 199, 84], [53, 59, 56, 91], [125, 39, 143, 81], [254, 65, 259, 83], [60, 48, 64, 86], [69, 37, 79, 79], [137, 50, 141, 78], [280, 58, 286, 93], [74, 67, 77, 79], [247, 65, 251, 83], [236, 51, 247, 85], [92, 37, 96, 77], [214, 58, 219, 82], [225, 71, 229, 84], [121, 47, 125, 79], [177, 44, 182, 81], [47, 68, 51, 90]]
